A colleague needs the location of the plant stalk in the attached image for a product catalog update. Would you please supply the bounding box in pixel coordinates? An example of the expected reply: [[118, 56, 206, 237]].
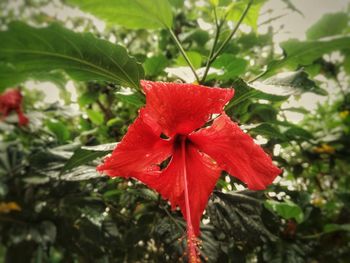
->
[[200, 7, 223, 83], [209, 0, 254, 64], [169, 29, 200, 83]]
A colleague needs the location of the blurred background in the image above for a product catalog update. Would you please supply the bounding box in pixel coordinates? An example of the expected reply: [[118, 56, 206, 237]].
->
[[0, 0, 349, 262]]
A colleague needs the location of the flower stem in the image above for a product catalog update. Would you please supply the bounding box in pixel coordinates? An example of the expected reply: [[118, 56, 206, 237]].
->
[[168, 29, 200, 83], [248, 70, 268, 83], [181, 138, 200, 263], [200, 7, 223, 84], [209, 0, 254, 64]]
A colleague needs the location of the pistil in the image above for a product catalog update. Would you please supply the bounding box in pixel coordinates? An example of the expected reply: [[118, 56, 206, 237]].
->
[[181, 137, 201, 263]]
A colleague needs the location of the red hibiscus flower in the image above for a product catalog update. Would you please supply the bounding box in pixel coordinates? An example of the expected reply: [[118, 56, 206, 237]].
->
[[0, 89, 29, 126], [98, 80, 281, 262]]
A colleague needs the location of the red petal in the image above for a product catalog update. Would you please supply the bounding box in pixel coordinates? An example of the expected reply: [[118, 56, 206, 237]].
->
[[16, 108, 29, 126], [0, 89, 22, 109], [141, 80, 234, 137], [0, 89, 29, 125], [135, 141, 221, 236], [189, 114, 281, 190], [97, 109, 172, 177]]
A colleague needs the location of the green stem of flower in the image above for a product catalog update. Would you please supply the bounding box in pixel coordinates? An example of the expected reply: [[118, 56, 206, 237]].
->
[[200, 7, 223, 84], [168, 29, 200, 83], [248, 70, 268, 83], [209, 0, 254, 64]]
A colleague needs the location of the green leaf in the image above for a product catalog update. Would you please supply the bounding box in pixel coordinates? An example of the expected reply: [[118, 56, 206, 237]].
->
[[0, 64, 67, 92], [263, 69, 327, 95], [323, 223, 350, 234], [182, 29, 210, 47], [0, 22, 143, 89], [264, 199, 304, 223], [282, 107, 309, 114], [266, 36, 350, 77], [212, 54, 248, 79], [86, 109, 104, 125], [226, 0, 267, 31], [0, 64, 27, 90], [284, 126, 313, 141], [68, 0, 173, 29], [250, 103, 278, 122], [46, 120, 70, 143], [306, 12, 349, 40], [127, 188, 158, 202], [106, 117, 124, 127], [250, 123, 287, 140], [62, 143, 116, 172], [78, 91, 99, 107], [208, 191, 277, 243], [115, 88, 145, 107], [169, 0, 184, 8], [226, 78, 288, 110], [59, 166, 102, 181], [209, 0, 219, 6], [176, 51, 202, 69], [143, 55, 168, 76], [81, 143, 117, 151]]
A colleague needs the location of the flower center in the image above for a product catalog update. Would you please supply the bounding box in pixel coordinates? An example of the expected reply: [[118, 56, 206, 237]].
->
[[173, 134, 191, 150]]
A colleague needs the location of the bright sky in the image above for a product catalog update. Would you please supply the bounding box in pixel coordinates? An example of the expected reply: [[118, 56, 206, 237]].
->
[[257, 0, 350, 122], [261, 0, 349, 42]]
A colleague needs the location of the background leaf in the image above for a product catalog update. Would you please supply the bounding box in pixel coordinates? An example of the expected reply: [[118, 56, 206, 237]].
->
[[86, 109, 104, 125], [306, 12, 349, 40], [176, 51, 202, 69], [208, 191, 277, 245], [263, 69, 327, 95], [265, 36, 350, 77], [61, 143, 116, 172], [68, 0, 173, 29], [143, 55, 168, 77], [46, 120, 70, 143], [264, 200, 304, 224], [225, 0, 267, 31], [212, 54, 248, 80], [115, 88, 145, 107], [0, 22, 143, 89]]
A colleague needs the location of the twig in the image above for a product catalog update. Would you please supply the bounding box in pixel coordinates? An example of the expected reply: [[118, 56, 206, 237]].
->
[[201, 7, 224, 83], [96, 99, 112, 120], [168, 29, 200, 83], [161, 205, 184, 233], [248, 69, 268, 83], [209, 0, 254, 64]]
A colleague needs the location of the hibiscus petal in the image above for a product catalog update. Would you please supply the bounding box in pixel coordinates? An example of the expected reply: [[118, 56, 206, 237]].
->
[[15, 108, 29, 126], [0, 89, 29, 125], [135, 142, 221, 236], [0, 89, 22, 109], [189, 113, 282, 190], [97, 109, 173, 177], [141, 80, 234, 137]]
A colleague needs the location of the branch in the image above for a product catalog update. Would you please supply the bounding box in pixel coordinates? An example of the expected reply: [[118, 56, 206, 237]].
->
[[201, 7, 223, 83], [209, 0, 254, 64], [168, 29, 200, 83], [97, 99, 113, 120], [248, 70, 268, 83]]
